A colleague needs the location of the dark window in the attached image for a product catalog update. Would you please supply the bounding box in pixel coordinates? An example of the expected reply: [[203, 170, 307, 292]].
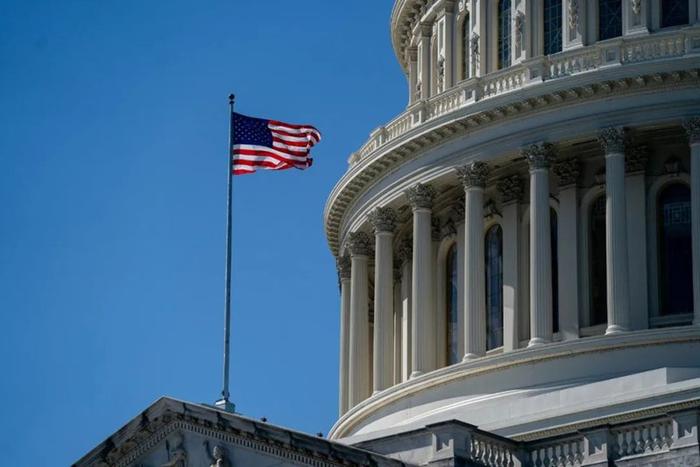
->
[[446, 244, 460, 364], [599, 0, 622, 40], [544, 0, 563, 54], [498, 0, 512, 69], [589, 195, 607, 325], [551, 208, 559, 333], [462, 15, 470, 79], [658, 184, 693, 315], [661, 0, 689, 28], [485, 225, 504, 350]]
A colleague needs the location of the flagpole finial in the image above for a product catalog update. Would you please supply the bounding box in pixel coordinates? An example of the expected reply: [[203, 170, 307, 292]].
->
[[228, 94, 235, 105]]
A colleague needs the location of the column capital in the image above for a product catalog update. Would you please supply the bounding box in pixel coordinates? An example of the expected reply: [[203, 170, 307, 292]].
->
[[597, 127, 626, 153], [456, 161, 490, 188], [368, 206, 398, 234], [553, 157, 580, 187], [346, 231, 372, 257], [406, 183, 436, 210], [626, 145, 648, 173], [497, 175, 524, 203], [397, 238, 413, 265], [336, 255, 351, 280], [683, 117, 700, 144], [523, 143, 555, 169]]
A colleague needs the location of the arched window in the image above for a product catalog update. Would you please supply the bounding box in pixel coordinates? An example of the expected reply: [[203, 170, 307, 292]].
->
[[462, 14, 471, 80], [599, 0, 622, 40], [658, 183, 693, 315], [589, 194, 607, 325], [498, 0, 512, 69], [661, 0, 689, 28], [544, 0, 562, 55], [446, 244, 460, 364], [551, 208, 559, 333], [485, 225, 503, 350]]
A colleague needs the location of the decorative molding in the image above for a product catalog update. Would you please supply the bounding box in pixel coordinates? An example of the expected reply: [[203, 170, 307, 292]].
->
[[523, 143, 555, 169], [336, 255, 351, 280], [432, 216, 441, 241], [497, 175, 525, 203], [405, 183, 437, 209], [553, 158, 580, 186], [440, 218, 457, 239], [598, 127, 626, 153], [456, 161, 490, 188], [451, 198, 465, 221], [368, 206, 399, 234], [631, 0, 642, 16], [683, 117, 700, 144], [626, 145, 648, 173], [515, 12, 525, 51], [569, 0, 579, 30], [346, 231, 372, 257]]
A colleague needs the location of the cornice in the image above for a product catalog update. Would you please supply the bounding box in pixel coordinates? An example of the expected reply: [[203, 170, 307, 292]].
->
[[324, 64, 700, 255], [328, 327, 700, 440]]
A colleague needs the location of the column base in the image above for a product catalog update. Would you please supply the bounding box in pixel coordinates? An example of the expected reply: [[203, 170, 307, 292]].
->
[[528, 337, 550, 347], [410, 371, 424, 379], [605, 325, 629, 335], [462, 352, 482, 362]]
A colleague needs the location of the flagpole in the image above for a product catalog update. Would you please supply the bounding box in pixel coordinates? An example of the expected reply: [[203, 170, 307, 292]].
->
[[216, 94, 236, 413]]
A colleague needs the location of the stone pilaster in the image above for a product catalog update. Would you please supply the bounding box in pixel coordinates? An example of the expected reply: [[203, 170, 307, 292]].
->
[[336, 255, 352, 415], [498, 175, 523, 351], [408, 46, 419, 104], [346, 231, 372, 408], [626, 145, 649, 331], [368, 207, 398, 394], [525, 143, 554, 346], [398, 237, 413, 381], [406, 183, 437, 376], [684, 118, 700, 326], [598, 128, 631, 334], [419, 23, 432, 100], [457, 162, 489, 359]]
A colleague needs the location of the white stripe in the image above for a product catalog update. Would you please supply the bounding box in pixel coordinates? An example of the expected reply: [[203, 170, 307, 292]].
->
[[271, 132, 310, 143], [268, 124, 321, 141], [272, 141, 310, 153], [233, 144, 310, 162], [233, 153, 288, 166]]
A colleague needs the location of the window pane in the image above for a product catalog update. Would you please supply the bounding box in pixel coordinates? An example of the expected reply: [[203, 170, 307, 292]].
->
[[485, 225, 504, 350], [544, 0, 562, 55], [498, 0, 512, 69], [446, 244, 460, 364], [599, 0, 622, 40], [661, 0, 689, 28], [590, 195, 607, 325], [658, 184, 693, 315]]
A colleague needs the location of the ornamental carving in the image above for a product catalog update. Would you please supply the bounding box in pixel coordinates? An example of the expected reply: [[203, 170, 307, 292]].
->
[[471, 33, 479, 75], [432, 216, 441, 240], [441, 218, 457, 239], [456, 161, 490, 188], [397, 238, 413, 265], [437, 55, 445, 94], [553, 158, 580, 186], [631, 0, 642, 16], [204, 441, 231, 467], [451, 197, 465, 220], [368, 206, 398, 233], [597, 127, 626, 153], [568, 0, 579, 30], [346, 231, 372, 257], [683, 117, 700, 144], [405, 183, 437, 209], [161, 433, 187, 467], [336, 255, 351, 280], [523, 143, 555, 169], [515, 12, 525, 51], [626, 145, 648, 173], [497, 175, 524, 203]]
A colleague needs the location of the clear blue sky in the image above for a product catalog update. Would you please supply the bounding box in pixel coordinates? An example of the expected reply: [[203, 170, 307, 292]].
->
[[0, 1, 405, 464]]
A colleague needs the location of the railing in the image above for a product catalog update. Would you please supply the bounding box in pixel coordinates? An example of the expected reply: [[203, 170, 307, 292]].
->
[[611, 419, 674, 458], [528, 436, 585, 467], [467, 431, 524, 467], [350, 27, 700, 166]]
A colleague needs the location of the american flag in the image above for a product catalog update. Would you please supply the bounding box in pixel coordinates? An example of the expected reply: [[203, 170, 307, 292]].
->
[[231, 112, 321, 175]]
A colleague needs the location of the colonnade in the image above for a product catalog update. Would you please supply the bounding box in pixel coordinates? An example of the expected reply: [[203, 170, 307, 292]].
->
[[337, 121, 700, 414]]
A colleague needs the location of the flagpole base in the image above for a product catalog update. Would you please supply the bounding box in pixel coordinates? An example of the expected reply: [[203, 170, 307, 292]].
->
[[214, 398, 236, 413]]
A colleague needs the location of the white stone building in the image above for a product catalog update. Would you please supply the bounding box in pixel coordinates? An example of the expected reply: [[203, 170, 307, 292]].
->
[[326, 0, 700, 465], [77, 1, 700, 466]]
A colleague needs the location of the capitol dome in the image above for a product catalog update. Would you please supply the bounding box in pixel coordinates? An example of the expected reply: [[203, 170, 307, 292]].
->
[[325, 0, 700, 464]]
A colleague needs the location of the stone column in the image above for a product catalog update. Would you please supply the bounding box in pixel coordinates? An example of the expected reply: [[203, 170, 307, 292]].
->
[[443, 1, 456, 89], [457, 162, 490, 360], [419, 23, 432, 100], [625, 146, 649, 330], [398, 239, 413, 381], [684, 118, 700, 326], [497, 175, 524, 351], [408, 46, 418, 105], [337, 255, 352, 416], [525, 143, 554, 346], [347, 231, 372, 408], [598, 128, 631, 334], [406, 183, 437, 377], [392, 267, 402, 384], [368, 207, 398, 394], [553, 158, 581, 340]]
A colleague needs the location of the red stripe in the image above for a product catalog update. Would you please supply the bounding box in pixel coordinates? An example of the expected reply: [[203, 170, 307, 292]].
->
[[234, 147, 309, 165], [269, 120, 318, 132], [272, 136, 311, 148]]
